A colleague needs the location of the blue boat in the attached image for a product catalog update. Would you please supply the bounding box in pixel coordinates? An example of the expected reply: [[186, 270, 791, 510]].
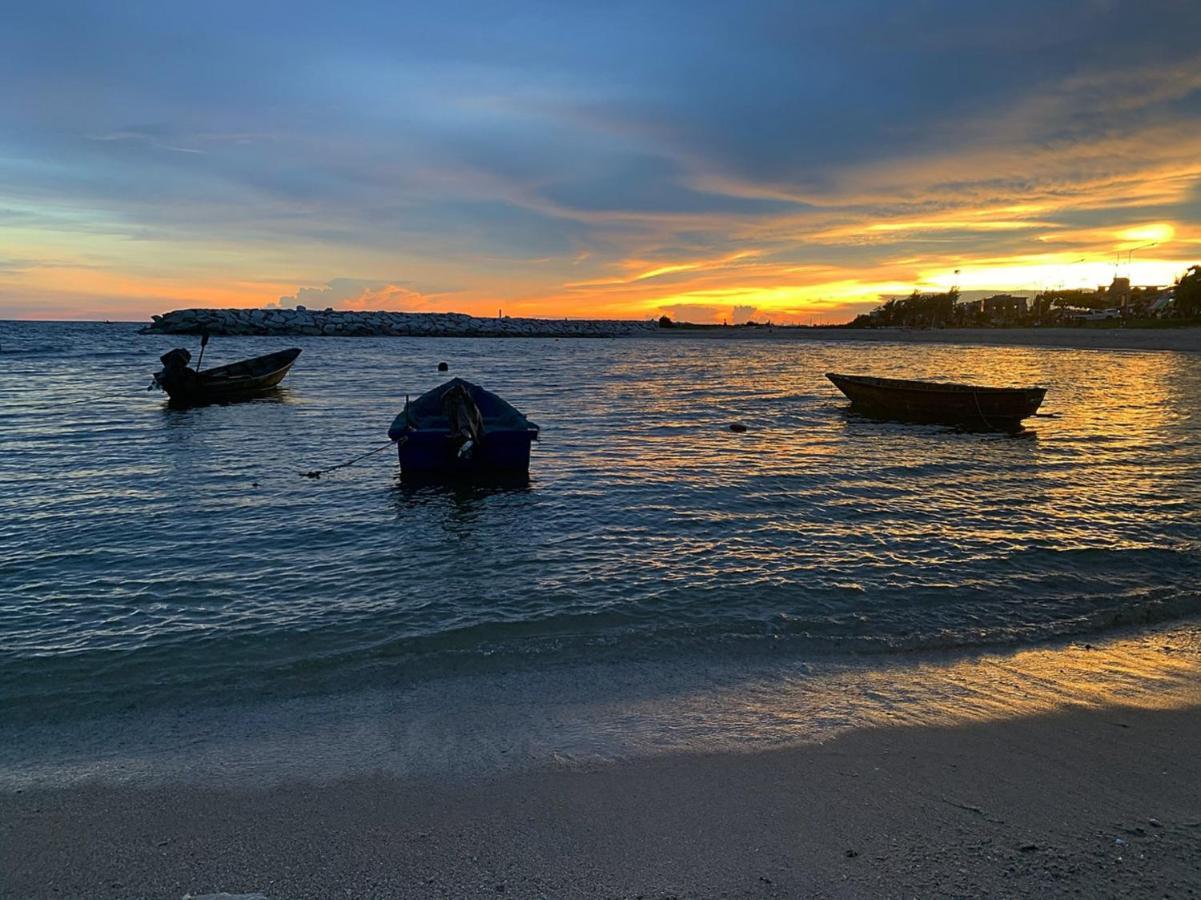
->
[[388, 378, 539, 477]]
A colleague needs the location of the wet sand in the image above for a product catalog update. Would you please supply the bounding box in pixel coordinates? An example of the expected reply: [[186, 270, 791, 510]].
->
[[3, 701, 1199, 899], [650, 325, 1201, 353]]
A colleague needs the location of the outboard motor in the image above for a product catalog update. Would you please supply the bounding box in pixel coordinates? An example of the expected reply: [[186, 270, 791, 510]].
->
[[159, 348, 192, 371], [153, 347, 199, 394]]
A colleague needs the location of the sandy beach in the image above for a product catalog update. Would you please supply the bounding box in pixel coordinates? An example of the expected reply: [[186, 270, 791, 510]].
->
[[4, 620, 1200, 900], [651, 325, 1201, 353], [3, 701, 1199, 899]]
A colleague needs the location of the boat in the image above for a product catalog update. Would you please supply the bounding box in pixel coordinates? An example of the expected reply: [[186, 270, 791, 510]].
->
[[388, 378, 539, 477], [826, 373, 1046, 428], [153, 347, 301, 403]]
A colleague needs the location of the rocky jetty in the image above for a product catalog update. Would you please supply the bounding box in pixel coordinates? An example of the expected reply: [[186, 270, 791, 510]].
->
[[140, 307, 658, 338]]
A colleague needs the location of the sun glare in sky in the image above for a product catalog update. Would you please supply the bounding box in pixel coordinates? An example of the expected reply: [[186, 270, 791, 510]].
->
[[1117, 223, 1176, 244]]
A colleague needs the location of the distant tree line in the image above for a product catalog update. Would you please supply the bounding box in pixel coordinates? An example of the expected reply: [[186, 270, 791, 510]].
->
[[848, 289, 959, 328], [847, 263, 1201, 328], [1177, 265, 1201, 317]]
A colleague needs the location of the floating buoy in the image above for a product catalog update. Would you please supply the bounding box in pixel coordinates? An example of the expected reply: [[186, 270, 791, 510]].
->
[[729, 422, 747, 433], [438, 362, 449, 372]]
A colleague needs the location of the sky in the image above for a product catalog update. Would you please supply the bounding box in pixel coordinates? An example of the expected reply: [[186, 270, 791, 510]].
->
[[2, 0, 1201, 323]]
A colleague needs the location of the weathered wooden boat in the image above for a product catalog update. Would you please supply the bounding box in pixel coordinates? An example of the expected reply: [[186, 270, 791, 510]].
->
[[826, 373, 1046, 428], [388, 378, 539, 477], [153, 347, 301, 403]]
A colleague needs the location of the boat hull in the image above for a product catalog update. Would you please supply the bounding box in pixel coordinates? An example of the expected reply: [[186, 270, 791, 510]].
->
[[396, 428, 538, 476], [826, 372, 1046, 428]]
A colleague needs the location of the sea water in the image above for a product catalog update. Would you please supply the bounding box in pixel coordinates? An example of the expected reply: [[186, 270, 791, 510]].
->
[[1, 321, 1199, 780]]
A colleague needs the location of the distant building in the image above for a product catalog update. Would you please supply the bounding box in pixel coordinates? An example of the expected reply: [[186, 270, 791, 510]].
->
[[981, 294, 1028, 323], [1103, 277, 1131, 307]]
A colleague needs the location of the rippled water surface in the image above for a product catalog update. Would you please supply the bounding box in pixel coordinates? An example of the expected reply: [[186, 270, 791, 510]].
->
[[2, 322, 1199, 719]]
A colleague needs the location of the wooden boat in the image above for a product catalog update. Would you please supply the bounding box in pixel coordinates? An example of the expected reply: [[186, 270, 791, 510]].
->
[[388, 378, 539, 477], [826, 373, 1046, 428], [153, 347, 301, 403]]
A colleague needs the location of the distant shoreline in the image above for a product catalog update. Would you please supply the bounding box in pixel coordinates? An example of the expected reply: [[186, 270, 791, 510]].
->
[[648, 324, 1201, 352], [7, 317, 1201, 352]]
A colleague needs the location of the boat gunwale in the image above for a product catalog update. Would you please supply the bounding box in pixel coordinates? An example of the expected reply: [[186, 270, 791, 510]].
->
[[826, 372, 1046, 397], [199, 348, 302, 386]]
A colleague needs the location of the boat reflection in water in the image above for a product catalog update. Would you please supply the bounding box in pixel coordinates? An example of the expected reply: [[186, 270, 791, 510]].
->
[[826, 372, 1047, 432], [161, 389, 294, 414]]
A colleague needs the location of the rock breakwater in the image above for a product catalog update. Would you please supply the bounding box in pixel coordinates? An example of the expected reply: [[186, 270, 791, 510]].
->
[[140, 307, 658, 338]]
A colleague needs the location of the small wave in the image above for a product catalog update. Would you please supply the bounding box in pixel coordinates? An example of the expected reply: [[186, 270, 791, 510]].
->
[[0, 344, 68, 357]]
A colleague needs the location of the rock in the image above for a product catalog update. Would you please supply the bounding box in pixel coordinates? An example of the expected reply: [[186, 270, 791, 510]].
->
[[140, 307, 657, 339], [438, 362, 449, 371], [729, 423, 748, 433]]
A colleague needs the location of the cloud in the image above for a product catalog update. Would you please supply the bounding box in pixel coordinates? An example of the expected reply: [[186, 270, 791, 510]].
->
[[339, 284, 446, 311], [659, 304, 727, 324], [272, 278, 382, 309], [273, 278, 449, 312]]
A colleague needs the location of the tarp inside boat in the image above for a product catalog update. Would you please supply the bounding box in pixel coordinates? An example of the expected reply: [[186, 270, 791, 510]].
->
[[388, 378, 535, 438]]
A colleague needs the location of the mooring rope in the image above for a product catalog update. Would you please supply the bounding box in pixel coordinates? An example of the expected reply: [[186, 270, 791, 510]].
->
[[300, 438, 401, 479], [971, 389, 996, 430]]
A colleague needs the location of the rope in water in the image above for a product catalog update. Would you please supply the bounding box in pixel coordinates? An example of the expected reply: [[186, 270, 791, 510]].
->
[[300, 438, 401, 479]]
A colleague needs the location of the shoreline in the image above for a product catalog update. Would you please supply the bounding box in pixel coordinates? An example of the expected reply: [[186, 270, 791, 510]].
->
[[5, 618, 1200, 788], [4, 618, 1199, 792], [8, 317, 1201, 352], [2, 622, 1199, 897], [4, 700, 1199, 898]]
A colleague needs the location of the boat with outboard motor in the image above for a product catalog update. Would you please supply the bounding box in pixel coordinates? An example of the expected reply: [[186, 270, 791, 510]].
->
[[152, 347, 301, 403]]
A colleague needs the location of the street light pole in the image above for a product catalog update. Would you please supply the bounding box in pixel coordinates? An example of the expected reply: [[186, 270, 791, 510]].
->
[[1127, 242, 1157, 275]]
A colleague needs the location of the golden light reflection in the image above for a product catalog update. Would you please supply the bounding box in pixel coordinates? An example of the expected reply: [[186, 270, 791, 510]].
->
[[639, 624, 1201, 756]]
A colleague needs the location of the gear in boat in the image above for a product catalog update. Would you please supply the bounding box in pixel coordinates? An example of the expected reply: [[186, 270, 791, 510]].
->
[[388, 378, 539, 477]]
